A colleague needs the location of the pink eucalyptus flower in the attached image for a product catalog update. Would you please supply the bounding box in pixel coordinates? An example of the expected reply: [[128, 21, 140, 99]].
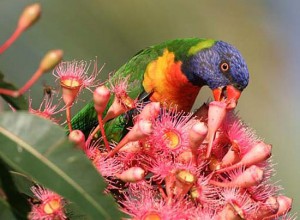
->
[[29, 97, 64, 123], [88, 99, 294, 218], [120, 182, 191, 220], [218, 187, 257, 219], [109, 75, 137, 110], [28, 185, 66, 220], [53, 59, 101, 106], [149, 108, 195, 155]]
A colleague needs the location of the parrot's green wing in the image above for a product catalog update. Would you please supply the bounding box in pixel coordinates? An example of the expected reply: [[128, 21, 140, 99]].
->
[[70, 46, 159, 138], [71, 38, 203, 140]]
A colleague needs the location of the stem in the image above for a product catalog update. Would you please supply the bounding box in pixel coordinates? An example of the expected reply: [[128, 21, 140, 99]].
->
[[215, 163, 241, 174], [0, 27, 23, 54], [88, 109, 110, 141], [208, 179, 228, 187], [206, 132, 215, 159], [0, 66, 43, 97], [97, 115, 110, 151], [66, 105, 72, 132], [106, 137, 128, 158], [18, 68, 44, 95], [157, 183, 168, 201], [0, 88, 18, 97], [89, 125, 100, 140], [167, 194, 174, 206]]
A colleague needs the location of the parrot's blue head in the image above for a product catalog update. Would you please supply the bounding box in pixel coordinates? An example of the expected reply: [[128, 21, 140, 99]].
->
[[182, 40, 249, 109]]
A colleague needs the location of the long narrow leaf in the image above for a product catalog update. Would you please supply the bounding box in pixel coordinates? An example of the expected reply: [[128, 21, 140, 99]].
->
[[9, 171, 35, 197], [0, 112, 122, 219], [0, 159, 30, 220], [0, 198, 18, 220]]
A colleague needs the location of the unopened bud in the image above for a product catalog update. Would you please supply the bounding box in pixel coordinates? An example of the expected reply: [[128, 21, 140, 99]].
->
[[220, 140, 241, 168], [39, 50, 63, 72], [206, 101, 227, 158], [18, 3, 41, 30], [116, 167, 145, 182], [210, 165, 264, 188], [253, 196, 279, 220], [119, 141, 141, 153], [127, 119, 153, 141], [103, 97, 127, 123], [189, 121, 207, 151], [69, 130, 85, 150], [241, 141, 272, 165], [230, 165, 264, 188], [93, 86, 111, 114], [275, 196, 292, 217], [107, 119, 153, 157], [138, 102, 160, 121], [217, 141, 272, 173]]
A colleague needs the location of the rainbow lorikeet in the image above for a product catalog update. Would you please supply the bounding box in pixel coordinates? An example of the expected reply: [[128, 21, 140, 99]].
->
[[71, 38, 249, 141]]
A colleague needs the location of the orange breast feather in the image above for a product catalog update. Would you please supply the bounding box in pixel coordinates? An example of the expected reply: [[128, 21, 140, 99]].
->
[[142, 49, 200, 112]]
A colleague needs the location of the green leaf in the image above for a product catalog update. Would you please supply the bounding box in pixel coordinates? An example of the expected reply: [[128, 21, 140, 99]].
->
[[0, 71, 28, 110], [0, 158, 30, 220], [0, 198, 18, 220], [9, 171, 35, 197], [0, 112, 122, 220]]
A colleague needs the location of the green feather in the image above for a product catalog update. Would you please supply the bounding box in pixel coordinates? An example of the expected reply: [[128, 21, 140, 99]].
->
[[71, 38, 210, 140]]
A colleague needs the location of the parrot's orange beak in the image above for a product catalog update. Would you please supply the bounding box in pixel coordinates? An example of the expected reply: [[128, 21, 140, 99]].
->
[[213, 85, 241, 109]]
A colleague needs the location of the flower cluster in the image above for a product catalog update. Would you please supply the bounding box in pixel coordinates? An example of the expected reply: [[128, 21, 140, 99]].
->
[[76, 95, 293, 220], [26, 66, 295, 219]]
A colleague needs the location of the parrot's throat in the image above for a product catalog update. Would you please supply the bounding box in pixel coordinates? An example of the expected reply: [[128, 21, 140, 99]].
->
[[143, 49, 201, 112]]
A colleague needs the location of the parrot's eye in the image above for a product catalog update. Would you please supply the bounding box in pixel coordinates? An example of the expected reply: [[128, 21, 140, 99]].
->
[[220, 61, 230, 73]]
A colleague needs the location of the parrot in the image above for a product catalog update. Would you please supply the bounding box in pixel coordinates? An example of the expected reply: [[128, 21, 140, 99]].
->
[[70, 38, 249, 142]]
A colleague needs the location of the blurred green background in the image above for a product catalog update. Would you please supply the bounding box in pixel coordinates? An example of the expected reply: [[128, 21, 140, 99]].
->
[[0, 0, 299, 215]]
